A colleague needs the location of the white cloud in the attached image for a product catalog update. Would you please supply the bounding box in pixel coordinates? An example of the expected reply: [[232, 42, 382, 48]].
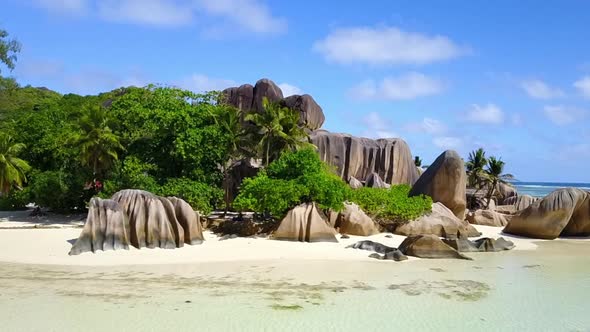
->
[[543, 105, 586, 126], [433, 136, 463, 150], [176, 74, 236, 92], [32, 0, 285, 34], [197, 0, 287, 34], [573, 76, 590, 99], [32, 0, 88, 14], [404, 118, 447, 135], [97, 0, 194, 27], [313, 26, 467, 66], [466, 103, 504, 125], [350, 72, 444, 100], [521, 79, 564, 99], [278, 83, 302, 97], [362, 112, 396, 138]]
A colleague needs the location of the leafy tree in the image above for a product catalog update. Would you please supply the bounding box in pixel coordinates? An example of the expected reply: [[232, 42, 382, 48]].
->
[[484, 156, 514, 209], [68, 106, 124, 182], [466, 148, 488, 188], [414, 156, 422, 167], [0, 29, 21, 73], [233, 148, 350, 218], [157, 177, 223, 215], [246, 97, 311, 166], [0, 133, 30, 194], [349, 185, 432, 225]]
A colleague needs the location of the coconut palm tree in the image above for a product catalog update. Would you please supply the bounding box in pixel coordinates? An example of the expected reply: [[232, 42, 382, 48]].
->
[[246, 97, 311, 166], [211, 105, 253, 213], [0, 133, 30, 195], [69, 107, 123, 186], [466, 148, 488, 188], [484, 156, 515, 209], [414, 156, 422, 167]]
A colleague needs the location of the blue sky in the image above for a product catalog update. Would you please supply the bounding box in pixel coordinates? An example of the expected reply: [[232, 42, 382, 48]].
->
[[2, 0, 590, 182]]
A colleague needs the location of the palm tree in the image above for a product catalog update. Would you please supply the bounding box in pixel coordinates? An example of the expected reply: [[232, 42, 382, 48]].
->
[[211, 105, 253, 213], [484, 156, 514, 209], [414, 156, 422, 167], [0, 133, 30, 195], [69, 107, 123, 186], [246, 97, 311, 166], [466, 148, 488, 188]]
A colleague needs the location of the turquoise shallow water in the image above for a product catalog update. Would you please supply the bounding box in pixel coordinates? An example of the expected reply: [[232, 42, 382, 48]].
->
[[1, 240, 589, 332], [513, 182, 590, 198]]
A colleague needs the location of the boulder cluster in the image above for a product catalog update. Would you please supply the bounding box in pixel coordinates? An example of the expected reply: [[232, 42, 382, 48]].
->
[[69, 190, 204, 255]]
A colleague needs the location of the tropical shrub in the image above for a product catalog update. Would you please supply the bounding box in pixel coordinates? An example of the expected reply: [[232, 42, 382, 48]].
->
[[29, 170, 89, 211], [233, 148, 350, 217], [0, 187, 31, 210], [349, 185, 432, 224], [157, 177, 223, 215]]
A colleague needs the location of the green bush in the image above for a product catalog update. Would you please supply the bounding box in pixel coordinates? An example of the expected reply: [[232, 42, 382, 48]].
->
[[233, 148, 350, 217], [349, 185, 432, 224], [29, 170, 89, 211], [157, 177, 222, 215], [101, 157, 159, 197], [0, 187, 31, 210]]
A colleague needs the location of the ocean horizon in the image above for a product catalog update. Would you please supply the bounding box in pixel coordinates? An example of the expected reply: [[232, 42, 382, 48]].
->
[[511, 181, 590, 198]]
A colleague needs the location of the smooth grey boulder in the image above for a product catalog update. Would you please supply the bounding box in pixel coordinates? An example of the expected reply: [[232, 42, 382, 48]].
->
[[69, 198, 130, 255], [398, 234, 472, 260], [409, 150, 467, 220], [366, 172, 391, 189], [504, 188, 590, 239], [311, 130, 419, 186], [112, 190, 184, 249], [467, 209, 512, 227], [334, 203, 380, 236], [348, 176, 363, 189], [272, 203, 338, 242], [395, 202, 481, 238], [168, 197, 205, 245], [347, 240, 407, 261], [503, 195, 538, 211], [443, 237, 515, 252], [222, 84, 254, 112], [281, 94, 325, 130], [252, 78, 284, 113]]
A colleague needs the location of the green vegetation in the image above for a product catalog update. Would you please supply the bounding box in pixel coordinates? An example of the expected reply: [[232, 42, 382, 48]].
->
[[466, 148, 487, 188], [0, 29, 21, 74], [466, 148, 514, 209], [349, 185, 432, 225], [0, 133, 31, 194], [414, 156, 422, 167], [483, 156, 514, 208], [233, 148, 350, 217]]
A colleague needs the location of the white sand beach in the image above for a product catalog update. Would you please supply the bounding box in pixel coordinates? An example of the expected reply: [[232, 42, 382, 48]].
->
[[0, 209, 556, 266]]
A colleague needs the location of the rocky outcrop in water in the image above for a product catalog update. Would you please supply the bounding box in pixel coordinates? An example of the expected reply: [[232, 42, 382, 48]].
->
[[394, 202, 480, 238], [222, 78, 325, 130], [334, 203, 380, 236], [398, 234, 472, 260], [272, 203, 338, 242], [409, 150, 467, 220], [347, 240, 408, 261], [311, 130, 419, 186], [443, 237, 515, 252], [504, 188, 590, 239], [69, 190, 204, 255]]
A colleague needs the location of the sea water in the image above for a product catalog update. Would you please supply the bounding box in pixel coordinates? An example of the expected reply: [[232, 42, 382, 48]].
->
[[0, 240, 589, 332], [512, 181, 590, 198]]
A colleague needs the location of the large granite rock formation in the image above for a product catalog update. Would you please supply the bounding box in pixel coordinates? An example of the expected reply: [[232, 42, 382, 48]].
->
[[504, 188, 590, 239], [395, 202, 480, 238], [70, 190, 204, 255], [409, 150, 467, 220], [467, 209, 512, 227], [398, 234, 472, 260], [69, 198, 131, 255], [311, 130, 419, 186], [503, 195, 538, 211], [334, 203, 380, 236], [112, 190, 185, 249], [222, 78, 325, 130], [272, 203, 338, 242]]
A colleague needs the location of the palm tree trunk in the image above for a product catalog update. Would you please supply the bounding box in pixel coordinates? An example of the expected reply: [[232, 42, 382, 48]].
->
[[485, 180, 497, 209]]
